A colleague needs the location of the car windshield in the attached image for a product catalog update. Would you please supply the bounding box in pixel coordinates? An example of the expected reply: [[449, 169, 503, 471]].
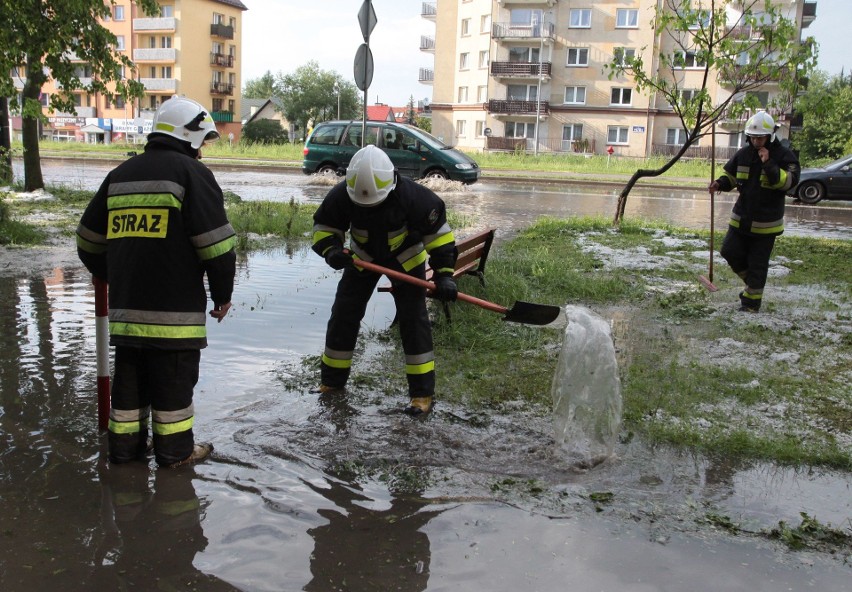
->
[[823, 155, 852, 171], [403, 126, 452, 150]]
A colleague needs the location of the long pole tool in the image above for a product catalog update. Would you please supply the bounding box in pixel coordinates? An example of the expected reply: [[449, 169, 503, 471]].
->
[[354, 259, 561, 326], [699, 123, 719, 292]]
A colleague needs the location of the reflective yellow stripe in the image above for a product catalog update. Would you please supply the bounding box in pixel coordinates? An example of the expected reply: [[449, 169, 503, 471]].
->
[[425, 231, 455, 252], [109, 419, 144, 434], [322, 353, 352, 369], [406, 360, 435, 375], [196, 235, 236, 261], [313, 230, 336, 245], [752, 223, 783, 234], [76, 235, 108, 254], [388, 230, 408, 250], [108, 193, 182, 209], [153, 416, 194, 436], [401, 249, 428, 272], [742, 291, 762, 301], [110, 322, 206, 339]]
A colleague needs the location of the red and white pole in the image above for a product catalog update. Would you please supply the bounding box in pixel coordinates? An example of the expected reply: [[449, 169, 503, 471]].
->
[[93, 276, 110, 432]]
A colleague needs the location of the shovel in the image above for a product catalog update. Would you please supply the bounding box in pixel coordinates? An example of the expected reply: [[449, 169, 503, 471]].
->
[[353, 259, 561, 326], [699, 123, 719, 292]]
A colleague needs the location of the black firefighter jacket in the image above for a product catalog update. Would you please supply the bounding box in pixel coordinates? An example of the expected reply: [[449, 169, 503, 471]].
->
[[312, 176, 457, 276], [76, 135, 236, 350], [715, 138, 800, 237]]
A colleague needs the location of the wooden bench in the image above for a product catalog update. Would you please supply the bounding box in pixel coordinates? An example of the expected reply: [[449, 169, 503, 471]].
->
[[378, 228, 496, 320]]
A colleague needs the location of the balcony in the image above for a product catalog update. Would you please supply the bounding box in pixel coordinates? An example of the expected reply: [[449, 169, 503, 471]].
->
[[497, 0, 558, 5], [210, 81, 235, 96], [141, 78, 177, 92], [210, 53, 235, 68], [652, 143, 739, 160], [487, 99, 550, 116], [419, 67, 434, 84], [54, 106, 97, 118], [133, 48, 176, 62], [210, 23, 234, 39], [420, 35, 435, 52], [133, 17, 176, 31], [802, 1, 816, 28], [490, 61, 551, 79], [421, 1, 436, 20], [486, 136, 591, 154], [492, 21, 555, 42], [211, 111, 234, 123]]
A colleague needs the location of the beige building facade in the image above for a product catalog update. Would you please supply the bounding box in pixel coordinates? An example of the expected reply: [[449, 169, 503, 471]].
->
[[423, 0, 815, 158], [16, 0, 246, 144]]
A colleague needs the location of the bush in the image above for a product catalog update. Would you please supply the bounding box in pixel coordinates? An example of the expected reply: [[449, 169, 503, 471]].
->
[[242, 119, 289, 145]]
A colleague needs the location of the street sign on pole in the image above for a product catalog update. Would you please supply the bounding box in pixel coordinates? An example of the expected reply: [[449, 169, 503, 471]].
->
[[354, 43, 374, 92], [358, 0, 377, 41]]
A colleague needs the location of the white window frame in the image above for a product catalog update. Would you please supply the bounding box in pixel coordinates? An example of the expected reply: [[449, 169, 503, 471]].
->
[[666, 128, 698, 146], [567, 48, 589, 67], [607, 126, 629, 144], [610, 87, 632, 106], [114, 5, 125, 21], [475, 120, 486, 137], [569, 9, 591, 28], [480, 15, 491, 34], [458, 86, 469, 103], [160, 5, 173, 17], [477, 85, 487, 103], [479, 50, 489, 69], [616, 9, 638, 28], [675, 51, 707, 69], [461, 18, 471, 36], [614, 47, 636, 66], [459, 52, 470, 70], [456, 119, 467, 137], [564, 86, 586, 105], [562, 124, 584, 150], [115, 35, 125, 51]]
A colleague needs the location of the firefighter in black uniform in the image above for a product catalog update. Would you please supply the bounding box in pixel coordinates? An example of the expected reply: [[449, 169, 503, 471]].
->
[[709, 111, 799, 312], [312, 145, 458, 416], [77, 95, 236, 467]]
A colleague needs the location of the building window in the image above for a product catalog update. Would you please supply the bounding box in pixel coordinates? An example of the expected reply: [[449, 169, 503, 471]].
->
[[611, 87, 633, 106], [509, 47, 539, 62], [459, 52, 469, 70], [506, 121, 533, 139], [564, 86, 586, 105], [212, 98, 224, 112], [674, 51, 707, 69], [115, 36, 125, 50], [213, 13, 225, 25], [607, 126, 629, 144], [161, 36, 172, 48], [477, 85, 487, 102], [458, 87, 469, 103], [616, 9, 638, 28], [480, 15, 490, 34], [666, 128, 696, 145], [161, 66, 172, 78], [688, 10, 711, 29], [562, 124, 584, 150], [479, 50, 489, 69], [507, 84, 537, 101], [476, 120, 486, 137], [569, 9, 591, 28], [114, 95, 125, 109], [456, 120, 467, 137], [567, 48, 589, 67], [160, 5, 173, 17], [461, 18, 470, 36], [114, 5, 125, 21], [614, 47, 636, 66]]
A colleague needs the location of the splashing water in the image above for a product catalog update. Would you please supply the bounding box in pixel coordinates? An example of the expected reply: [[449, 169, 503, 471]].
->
[[551, 305, 622, 469]]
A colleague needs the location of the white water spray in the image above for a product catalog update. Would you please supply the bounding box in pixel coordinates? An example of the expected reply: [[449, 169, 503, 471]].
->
[[551, 305, 622, 468]]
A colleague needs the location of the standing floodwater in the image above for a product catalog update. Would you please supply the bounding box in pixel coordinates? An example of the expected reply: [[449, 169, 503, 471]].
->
[[551, 306, 622, 467]]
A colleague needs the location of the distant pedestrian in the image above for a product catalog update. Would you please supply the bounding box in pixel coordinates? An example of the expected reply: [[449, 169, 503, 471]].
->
[[77, 95, 236, 467], [708, 111, 799, 312], [312, 145, 458, 416]]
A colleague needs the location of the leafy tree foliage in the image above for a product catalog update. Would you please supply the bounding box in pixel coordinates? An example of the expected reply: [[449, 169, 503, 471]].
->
[[243, 71, 276, 99], [274, 61, 361, 137], [0, 0, 160, 190], [793, 72, 852, 162], [242, 118, 289, 145], [605, 0, 815, 224]]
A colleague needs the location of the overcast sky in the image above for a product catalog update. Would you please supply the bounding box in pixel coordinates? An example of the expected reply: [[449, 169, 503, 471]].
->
[[240, 0, 849, 107]]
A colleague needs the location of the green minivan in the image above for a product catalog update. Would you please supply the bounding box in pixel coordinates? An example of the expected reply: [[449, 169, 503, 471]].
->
[[302, 120, 481, 184]]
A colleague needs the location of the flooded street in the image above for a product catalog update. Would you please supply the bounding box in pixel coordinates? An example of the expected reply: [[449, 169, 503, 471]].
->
[[2, 159, 851, 590]]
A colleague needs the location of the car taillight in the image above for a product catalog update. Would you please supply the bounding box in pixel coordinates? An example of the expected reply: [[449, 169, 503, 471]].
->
[[303, 147, 309, 156]]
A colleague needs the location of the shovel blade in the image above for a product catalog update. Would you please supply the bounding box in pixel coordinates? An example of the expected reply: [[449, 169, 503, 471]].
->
[[698, 275, 719, 292], [502, 301, 562, 326]]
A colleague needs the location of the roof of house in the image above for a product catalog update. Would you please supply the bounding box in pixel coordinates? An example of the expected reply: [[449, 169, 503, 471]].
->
[[366, 105, 396, 122], [240, 98, 269, 123], [213, 0, 249, 10]]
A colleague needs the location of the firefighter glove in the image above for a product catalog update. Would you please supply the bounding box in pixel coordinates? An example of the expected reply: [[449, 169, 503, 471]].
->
[[433, 275, 458, 302], [325, 247, 352, 270]]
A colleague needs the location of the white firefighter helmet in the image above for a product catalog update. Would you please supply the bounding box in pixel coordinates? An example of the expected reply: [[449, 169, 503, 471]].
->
[[345, 144, 396, 206], [744, 111, 777, 141], [151, 96, 220, 149]]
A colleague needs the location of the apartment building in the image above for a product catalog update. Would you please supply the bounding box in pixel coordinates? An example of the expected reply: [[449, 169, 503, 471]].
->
[[422, 0, 815, 157], [12, 0, 246, 144]]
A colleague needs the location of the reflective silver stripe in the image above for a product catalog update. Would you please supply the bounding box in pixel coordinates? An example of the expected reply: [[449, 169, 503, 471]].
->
[[111, 408, 150, 422], [108, 180, 186, 201], [422, 223, 452, 246], [350, 226, 369, 243], [191, 223, 236, 248], [313, 224, 345, 242], [730, 212, 741, 222], [153, 404, 194, 424], [109, 308, 207, 325], [76, 223, 106, 244], [349, 243, 371, 261], [324, 347, 353, 361], [736, 166, 750, 175], [751, 218, 784, 229], [396, 243, 424, 263], [405, 351, 434, 365], [388, 226, 407, 240]]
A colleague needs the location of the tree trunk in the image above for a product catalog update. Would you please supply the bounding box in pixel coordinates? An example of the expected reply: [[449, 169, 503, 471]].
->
[[0, 96, 11, 184], [21, 66, 45, 192]]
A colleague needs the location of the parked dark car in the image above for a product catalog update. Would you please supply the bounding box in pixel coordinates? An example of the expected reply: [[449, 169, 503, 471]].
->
[[789, 154, 852, 204]]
